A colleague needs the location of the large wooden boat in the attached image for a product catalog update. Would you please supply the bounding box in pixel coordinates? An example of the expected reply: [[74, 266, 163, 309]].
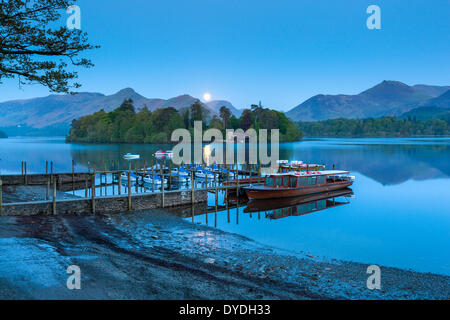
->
[[244, 170, 355, 200], [244, 188, 353, 213]]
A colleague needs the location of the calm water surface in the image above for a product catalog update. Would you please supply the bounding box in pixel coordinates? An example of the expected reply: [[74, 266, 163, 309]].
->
[[0, 137, 449, 275]]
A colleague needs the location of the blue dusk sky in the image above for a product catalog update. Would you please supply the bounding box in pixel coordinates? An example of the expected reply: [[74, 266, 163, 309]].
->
[[0, 0, 449, 111]]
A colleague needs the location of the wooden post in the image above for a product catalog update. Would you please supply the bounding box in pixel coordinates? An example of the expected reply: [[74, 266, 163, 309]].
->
[[128, 171, 132, 211], [118, 172, 122, 195], [52, 177, 56, 215], [236, 163, 239, 201], [46, 177, 50, 200], [24, 161, 27, 185], [169, 162, 172, 189], [161, 171, 165, 208], [91, 172, 96, 214], [21, 161, 23, 176], [214, 171, 218, 209], [104, 162, 108, 195], [50, 161, 53, 181], [191, 170, 195, 204], [226, 164, 230, 202], [46, 161, 48, 174], [152, 161, 155, 193], [85, 178, 88, 198]]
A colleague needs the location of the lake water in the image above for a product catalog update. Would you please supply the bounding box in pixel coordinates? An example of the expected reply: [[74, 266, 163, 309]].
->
[[0, 137, 449, 275]]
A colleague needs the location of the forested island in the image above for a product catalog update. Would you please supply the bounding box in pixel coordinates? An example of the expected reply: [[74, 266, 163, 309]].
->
[[67, 99, 303, 143], [0, 130, 8, 138], [298, 117, 450, 137]]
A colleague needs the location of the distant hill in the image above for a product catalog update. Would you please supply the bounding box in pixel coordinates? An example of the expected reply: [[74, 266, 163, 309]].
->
[[0, 89, 222, 135], [0, 130, 7, 138], [205, 100, 242, 117], [400, 107, 450, 122], [416, 89, 450, 108], [286, 81, 450, 121]]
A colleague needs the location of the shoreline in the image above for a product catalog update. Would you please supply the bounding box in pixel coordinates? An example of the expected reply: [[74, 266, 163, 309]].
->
[[0, 209, 448, 300]]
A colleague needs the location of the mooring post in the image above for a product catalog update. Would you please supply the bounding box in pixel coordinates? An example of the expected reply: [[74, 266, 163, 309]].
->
[[236, 163, 239, 200], [214, 171, 218, 210], [118, 171, 122, 195], [24, 161, 27, 185], [161, 171, 165, 208], [91, 172, 96, 214], [152, 160, 155, 193], [128, 171, 131, 211], [52, 177, 56, 215], [85, 178, 88, 198], [226, 164, 230, 202], [169, 162, 172, 189], [50, 161, 53, 181], [191, 170, 195, 204], [46, 177, 50, 200], [46, 161, 48, 175], [21, 161, 23, 176]]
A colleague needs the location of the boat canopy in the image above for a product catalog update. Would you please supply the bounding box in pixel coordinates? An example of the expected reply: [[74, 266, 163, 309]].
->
[[271, 170, 350, 177]]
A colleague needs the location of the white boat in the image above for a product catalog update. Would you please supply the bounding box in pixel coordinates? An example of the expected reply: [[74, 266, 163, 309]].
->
[[171, 168, 190, 180], [121, 172, 139, 182], [143, 174, 167, 185], [123, 153, 140, 160], [195, 169, 215, 179]]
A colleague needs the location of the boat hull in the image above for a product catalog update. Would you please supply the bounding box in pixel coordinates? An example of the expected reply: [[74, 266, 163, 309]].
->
[[244, 181, 353, 200]]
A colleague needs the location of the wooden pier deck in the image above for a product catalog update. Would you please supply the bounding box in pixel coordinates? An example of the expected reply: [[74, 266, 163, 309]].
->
[[0, 161, 260, 216]]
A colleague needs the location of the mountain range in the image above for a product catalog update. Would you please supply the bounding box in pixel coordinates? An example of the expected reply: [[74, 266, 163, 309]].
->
[[286, 81, 450, 121], [0, 80, 448, 136], [0, 88, 242, 133]]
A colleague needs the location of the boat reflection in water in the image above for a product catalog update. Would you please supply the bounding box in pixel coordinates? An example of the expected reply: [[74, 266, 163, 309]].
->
[[244, 188, 353, 220]]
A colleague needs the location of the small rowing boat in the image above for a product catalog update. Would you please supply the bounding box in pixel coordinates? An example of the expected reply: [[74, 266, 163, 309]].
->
[[123, 153, 140, 160]]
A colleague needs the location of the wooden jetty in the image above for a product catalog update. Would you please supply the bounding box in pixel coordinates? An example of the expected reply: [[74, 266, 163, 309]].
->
[[0, 160, 262, 216]]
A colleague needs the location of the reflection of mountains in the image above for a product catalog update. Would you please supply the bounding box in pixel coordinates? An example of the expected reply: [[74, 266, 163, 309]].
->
[[244, 189, 353, 220], [281, 142, 450, 185]]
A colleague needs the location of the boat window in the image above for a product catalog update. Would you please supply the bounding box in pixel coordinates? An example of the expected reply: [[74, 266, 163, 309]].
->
[[298, 177, 307, 186], [289, 177, 297, 187], [265, 177, 274, 186], [276, 177, 283, 187], [317, 176, 325, 185], [308, 176, 317, 185]]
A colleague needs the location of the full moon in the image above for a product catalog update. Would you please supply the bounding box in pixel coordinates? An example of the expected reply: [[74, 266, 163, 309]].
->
[[203, 93, 212, 102]]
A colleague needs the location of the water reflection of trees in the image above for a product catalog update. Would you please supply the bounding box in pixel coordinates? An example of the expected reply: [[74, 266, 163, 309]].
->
[[70, 140, 450, 185]]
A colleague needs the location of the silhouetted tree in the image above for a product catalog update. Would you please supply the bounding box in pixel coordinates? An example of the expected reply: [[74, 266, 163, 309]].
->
[[0, 0, 98, 93]]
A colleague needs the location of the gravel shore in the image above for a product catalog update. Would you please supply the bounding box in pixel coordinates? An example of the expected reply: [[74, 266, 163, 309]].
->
[[0, 209, 448, 300]]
